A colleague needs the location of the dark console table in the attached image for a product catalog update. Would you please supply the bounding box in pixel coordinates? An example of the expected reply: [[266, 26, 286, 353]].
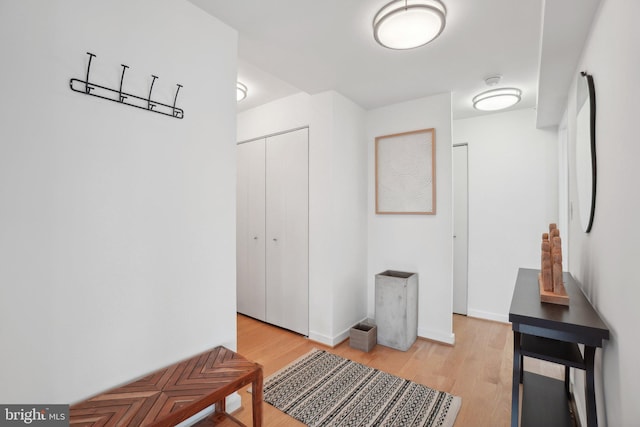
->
[[509, 268, 609, 427]]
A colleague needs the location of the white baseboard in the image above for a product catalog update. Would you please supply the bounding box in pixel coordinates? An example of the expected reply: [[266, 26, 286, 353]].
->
[[175, 393, 241, 427], [175, 406, 214, 427], [226, 393, 242, 413], [418, 328, 456, 345], [331, 327, 352, 347], [466, 309, 509, 324], [312, 320, 456, 347], [307, 331, 335, 347], [308, 318, 368, 347]]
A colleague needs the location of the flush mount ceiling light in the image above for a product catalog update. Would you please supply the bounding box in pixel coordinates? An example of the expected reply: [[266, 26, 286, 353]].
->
[[472, 88, 522, 111], [472, 76, 522, 111], [236, 82, 248, 102], [373, 0, 447, 50]]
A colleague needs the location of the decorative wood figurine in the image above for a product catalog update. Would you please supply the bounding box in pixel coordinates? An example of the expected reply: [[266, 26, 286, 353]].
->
[[540, 234, 553, 292], [538, 224, 569, 305]]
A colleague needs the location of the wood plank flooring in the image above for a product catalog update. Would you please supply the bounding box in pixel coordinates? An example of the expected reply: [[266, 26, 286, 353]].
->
[[229, 314, 563, 427]]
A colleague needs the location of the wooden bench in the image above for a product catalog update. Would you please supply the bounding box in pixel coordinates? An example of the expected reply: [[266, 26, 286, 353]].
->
[[70, 346, 262, 427]]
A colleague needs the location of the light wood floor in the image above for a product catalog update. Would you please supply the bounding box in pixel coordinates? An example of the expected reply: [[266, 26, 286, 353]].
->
[[229, 314, 563, 427]]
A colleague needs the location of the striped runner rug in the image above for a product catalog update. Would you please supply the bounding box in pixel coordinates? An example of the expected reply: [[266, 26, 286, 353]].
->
[[263, 349, 461, 427]]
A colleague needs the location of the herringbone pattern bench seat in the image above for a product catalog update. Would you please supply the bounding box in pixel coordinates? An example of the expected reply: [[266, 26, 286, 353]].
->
[[70, 346, 263, 427]]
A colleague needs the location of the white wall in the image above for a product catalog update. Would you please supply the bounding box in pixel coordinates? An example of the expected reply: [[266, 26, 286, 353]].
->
[[0, 0, 238, 404], [309, 93, 337, 342], [324, 93, 368, 342], [367, 93, 454, 344], [237, 93, 312, 141], [453, 109, 558, 322], [237, 91, 368, 345], [564, 1, 640, 425]]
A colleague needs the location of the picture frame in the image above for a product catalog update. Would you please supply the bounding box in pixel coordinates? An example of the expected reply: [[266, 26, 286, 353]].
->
[[375, 128, 436, 215]]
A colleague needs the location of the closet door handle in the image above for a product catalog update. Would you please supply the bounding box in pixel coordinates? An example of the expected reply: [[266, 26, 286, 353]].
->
[[272, 238, 278, 242]]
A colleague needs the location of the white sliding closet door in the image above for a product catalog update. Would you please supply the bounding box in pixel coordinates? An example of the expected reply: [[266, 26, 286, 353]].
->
[[236, 139, 266, 320], [265, 128, 309, 335]]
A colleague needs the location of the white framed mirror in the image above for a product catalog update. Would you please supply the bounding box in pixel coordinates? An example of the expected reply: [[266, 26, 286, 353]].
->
[[575, 71, 597, 233]]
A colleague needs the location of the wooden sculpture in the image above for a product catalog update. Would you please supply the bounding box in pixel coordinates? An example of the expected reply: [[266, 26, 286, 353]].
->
[[539, 224, 569, 305], [540, 233, 553, 292]]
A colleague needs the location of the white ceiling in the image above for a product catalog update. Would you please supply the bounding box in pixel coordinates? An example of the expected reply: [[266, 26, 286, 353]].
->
[[188, 0, 600, 125]]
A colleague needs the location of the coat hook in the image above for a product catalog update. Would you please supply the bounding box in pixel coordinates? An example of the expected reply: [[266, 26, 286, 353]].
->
[[147, 75, 158, 110], [119, 64, 129, 102], [173, 84, 183, 117], [85, 52, 96, 94], [70, 51, 184, 119]]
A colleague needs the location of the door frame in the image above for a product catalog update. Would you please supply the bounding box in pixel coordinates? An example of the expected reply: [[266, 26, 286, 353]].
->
[[452, 143, 469, 315]]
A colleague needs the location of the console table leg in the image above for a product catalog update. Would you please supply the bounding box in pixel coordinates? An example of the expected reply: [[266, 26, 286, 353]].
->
[[520, 353, 524, 384], [511, 331, 521, 427], [584, 346, 598, 427], [565, 365, 570, 397]]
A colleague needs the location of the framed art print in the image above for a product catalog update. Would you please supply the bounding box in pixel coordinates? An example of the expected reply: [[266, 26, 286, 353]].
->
[[375, 128, 436, 214]]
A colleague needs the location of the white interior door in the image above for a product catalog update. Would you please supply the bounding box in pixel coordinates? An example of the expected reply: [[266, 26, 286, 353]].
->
[[265, 128, 309, 335], [236, 139, 266, 320], [453, 144, 469, 315]]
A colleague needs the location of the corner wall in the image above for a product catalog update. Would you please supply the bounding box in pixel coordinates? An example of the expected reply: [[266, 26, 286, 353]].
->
[[312, 93, 369, 344], [564, 1, 640, 425], [0, 0, 238, 404], [453, 109, 558, 322], [366, 93, 454, 344]]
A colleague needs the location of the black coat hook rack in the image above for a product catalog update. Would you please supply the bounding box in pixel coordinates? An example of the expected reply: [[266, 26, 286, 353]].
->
[[69, 52, 184, 119]]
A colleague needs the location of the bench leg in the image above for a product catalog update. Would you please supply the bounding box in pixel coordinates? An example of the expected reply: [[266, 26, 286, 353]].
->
[[214, 398, 226, 415], [252, 369, 263, 427]]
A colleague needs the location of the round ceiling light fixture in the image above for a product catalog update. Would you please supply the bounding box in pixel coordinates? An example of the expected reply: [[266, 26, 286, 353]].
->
[[472, 87, 522, 111], [472, 76, 521, 111], [373, 0, 447, 50], [236, 82, 248, 102]]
